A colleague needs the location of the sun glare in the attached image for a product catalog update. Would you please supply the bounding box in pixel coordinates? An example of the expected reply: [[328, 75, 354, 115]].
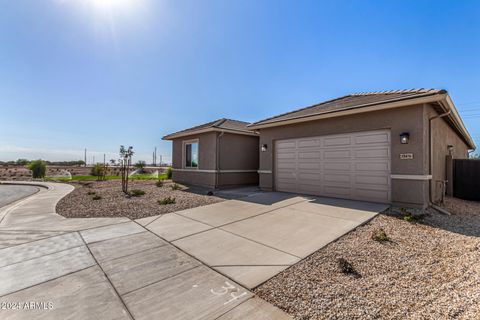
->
[[91, 0, 136, 11]]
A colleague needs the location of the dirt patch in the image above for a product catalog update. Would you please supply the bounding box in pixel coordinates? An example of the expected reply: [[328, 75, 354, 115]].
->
[[254, 208, 480, 319], [56, 180, 224, 220]]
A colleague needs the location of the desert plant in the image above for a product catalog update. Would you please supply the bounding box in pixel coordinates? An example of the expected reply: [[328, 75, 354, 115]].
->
[[87, 191, 96, 195], [372, 228, 390, 242], [119, 145, 134, 194], [156, 179, 164, 187], [91, 163, 103, 176], [27, 160, 47, 179], [166, 166, 172, 179], [158, 196, 176, 205], [92, 195, 102, 200], [403, 214, 414, 222], [337, 258, 360, 278], [130, 189, 145, 197], [170, 183, 181, 190]]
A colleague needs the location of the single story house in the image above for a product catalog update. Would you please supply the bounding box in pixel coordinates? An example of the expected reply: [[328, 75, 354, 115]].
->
[[162, 118, 259, 188], [163, 89, 475, 208]]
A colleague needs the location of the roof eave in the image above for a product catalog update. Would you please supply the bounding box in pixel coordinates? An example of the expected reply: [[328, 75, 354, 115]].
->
[[162, 127, 258, 140], [248, 92, 443, 130], [442, 95, 476, 150]]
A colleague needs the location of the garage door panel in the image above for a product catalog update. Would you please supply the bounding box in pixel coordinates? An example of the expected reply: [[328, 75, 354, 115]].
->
[[276, 141, 296, 149], [277, 162, 296, 170], [297, 174, 321, 182], [324, 186, 351, 196], [323, 162, 351, 171], [355, 162, 389, 172], [298, 139, 320, 148], [324, 174, 351, 183], [355, 147, 389, 159], [275, 130, 391, 203], [298, 151, 321, 159], [298, 163, 321, 170], [355, 132, 389, 144], [276, 171, 296, 179], [324, 150, 351, 159], [276, 152, 296, 160], [324, 136, 351, 147]]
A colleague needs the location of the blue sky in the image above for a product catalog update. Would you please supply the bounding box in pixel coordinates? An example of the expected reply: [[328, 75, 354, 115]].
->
[[1, 0, 479, 163]]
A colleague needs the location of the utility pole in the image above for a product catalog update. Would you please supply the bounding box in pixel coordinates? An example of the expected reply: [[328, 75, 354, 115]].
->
[[160, 155, 162, 166], [84, 148, 87, 166]]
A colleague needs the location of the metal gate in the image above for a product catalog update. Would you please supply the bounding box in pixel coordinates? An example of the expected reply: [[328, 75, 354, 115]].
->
[[453, 159, 480, 201]]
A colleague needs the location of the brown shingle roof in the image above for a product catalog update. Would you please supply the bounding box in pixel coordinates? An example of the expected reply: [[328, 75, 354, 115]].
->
[[163, 118, 254, 139], [250, 89, 446, 127]]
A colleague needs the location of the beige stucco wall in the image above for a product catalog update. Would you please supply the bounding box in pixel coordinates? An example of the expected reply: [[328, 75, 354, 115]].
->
[[219, 133, 259, 170], [172, 170, 216, 188], [426, 104, 469, 202], [171, 131, 259, 188], [257, 104, 428, 207]]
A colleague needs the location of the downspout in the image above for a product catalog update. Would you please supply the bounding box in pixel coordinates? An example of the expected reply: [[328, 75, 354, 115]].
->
[[215, 131, 225, 189], [428, 106, 451, 204]]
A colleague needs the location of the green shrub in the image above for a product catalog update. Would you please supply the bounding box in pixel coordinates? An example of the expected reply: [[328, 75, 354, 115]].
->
[[337, 258, 361, 278], [27, 160, 47, 178], [91, 163, 104, 177], [158, 197, 176, 205], [372, 228, 389, 242], [403, 214, 414, 222], [156, 179, 164, 187], [170, 183, 181, 190], [130, 189, 145, 197], [166, 167, 172, 179], [92, 195, 102, 200]]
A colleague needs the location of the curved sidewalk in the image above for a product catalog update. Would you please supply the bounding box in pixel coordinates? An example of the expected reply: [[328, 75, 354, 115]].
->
[[0, 182, 290, 320]]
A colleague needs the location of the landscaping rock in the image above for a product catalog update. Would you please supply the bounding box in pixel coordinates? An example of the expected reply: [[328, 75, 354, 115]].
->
[[56, 180, 223, 220]]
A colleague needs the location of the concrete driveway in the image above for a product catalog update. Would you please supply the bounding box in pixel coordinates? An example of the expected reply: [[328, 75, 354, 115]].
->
[[139, 192, 388, 289]]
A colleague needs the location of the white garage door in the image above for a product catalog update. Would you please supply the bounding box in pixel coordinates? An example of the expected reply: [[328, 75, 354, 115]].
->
[[275, 130, 391, 203]]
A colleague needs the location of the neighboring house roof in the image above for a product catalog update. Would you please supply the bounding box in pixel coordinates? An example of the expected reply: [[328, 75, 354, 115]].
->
[[163, 118, 257, 140], [248, 88, 475, 149]]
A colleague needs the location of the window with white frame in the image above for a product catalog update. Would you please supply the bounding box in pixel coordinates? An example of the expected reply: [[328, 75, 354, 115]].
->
[[184, 141, 198, 168]]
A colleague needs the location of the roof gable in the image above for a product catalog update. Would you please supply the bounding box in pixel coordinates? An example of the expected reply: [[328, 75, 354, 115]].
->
[[163, 118, 256, 140]]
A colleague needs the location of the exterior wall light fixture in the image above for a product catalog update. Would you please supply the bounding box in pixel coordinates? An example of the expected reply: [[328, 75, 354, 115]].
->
[[261, 144, 268, 152], [400, 132, 410, 144]]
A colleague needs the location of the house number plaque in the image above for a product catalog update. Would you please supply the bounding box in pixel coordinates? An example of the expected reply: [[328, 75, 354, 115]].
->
[[400, 153, 414, 160]]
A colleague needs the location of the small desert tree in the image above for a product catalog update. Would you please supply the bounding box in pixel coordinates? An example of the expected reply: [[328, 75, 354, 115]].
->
[[119, 146, 134, 194], [28, 160, 47, 179]]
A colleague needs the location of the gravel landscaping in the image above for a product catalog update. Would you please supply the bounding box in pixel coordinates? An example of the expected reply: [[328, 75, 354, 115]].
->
[[56, 180, 224, 219], [254, 201, 480, 319]]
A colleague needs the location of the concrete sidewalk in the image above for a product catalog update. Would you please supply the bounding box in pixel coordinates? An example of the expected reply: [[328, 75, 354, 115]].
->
[[0, 182, 290, 320]]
